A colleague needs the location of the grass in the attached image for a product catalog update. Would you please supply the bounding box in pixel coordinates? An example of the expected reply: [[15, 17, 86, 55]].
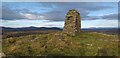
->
[[2, 31, 118, 56]]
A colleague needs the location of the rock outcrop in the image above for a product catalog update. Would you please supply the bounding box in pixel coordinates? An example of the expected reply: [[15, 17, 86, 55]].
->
[[63, 9, 81, 36]]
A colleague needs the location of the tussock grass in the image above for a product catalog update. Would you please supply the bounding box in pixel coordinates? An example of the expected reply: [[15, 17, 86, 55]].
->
[[2, 32, 118, 56]]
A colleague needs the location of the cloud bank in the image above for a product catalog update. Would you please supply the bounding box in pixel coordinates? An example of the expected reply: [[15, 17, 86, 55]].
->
[[1, 2, 118, 28], [2, 2, 118, 21]]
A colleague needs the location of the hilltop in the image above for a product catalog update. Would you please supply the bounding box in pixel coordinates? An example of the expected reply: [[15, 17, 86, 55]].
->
[[2, 27, 118, 39], [3, 31, 118, 56], [2, 9, 118, 57]]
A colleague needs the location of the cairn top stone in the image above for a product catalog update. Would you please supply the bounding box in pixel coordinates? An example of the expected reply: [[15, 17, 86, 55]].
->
[[63, 9, 81, 36], [66, 9, 80, 15]]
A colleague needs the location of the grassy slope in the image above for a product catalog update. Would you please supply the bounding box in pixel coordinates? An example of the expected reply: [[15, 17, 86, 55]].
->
[[2, 31, 118, 56]]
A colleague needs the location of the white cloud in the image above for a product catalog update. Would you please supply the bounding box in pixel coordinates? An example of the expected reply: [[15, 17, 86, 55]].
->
[[81, 19, 118, 28], [22, 13, 46, 20], [1, 19, 118, 28], [1, 19, 64, 28]]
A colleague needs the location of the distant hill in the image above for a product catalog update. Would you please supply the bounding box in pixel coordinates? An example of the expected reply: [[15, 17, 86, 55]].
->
[[1, 27, 118, 32], [2, 27, 118, 34], [1, 27, 118, 39], [2, 27, 62, 32], [82, 28, 118, 35], [82, 28, 118, 31]]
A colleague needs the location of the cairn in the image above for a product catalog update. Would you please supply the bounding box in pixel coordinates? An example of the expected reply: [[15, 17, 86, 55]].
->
[[63, 9, 81, 36]]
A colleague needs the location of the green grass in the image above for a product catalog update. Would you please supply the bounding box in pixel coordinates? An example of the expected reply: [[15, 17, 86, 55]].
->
[[2, 31, 118, 56]]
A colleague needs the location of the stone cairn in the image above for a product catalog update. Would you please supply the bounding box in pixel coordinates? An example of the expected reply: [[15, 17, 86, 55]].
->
[[63, 9, 81, 36]]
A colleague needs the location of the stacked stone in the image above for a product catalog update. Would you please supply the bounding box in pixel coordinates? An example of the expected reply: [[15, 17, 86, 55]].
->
[[63, 9, 81, 36]]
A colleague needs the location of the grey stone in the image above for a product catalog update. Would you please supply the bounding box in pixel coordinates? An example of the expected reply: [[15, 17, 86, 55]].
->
[[63, 9, 81, 36]]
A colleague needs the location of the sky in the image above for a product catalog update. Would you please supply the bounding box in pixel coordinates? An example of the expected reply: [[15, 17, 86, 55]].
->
[[1, 0, 119, 2], [0, 2, 118, 28]]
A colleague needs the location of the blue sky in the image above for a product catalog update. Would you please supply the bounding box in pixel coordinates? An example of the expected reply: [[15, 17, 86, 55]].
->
[[1, 2, 118, 28], [1, 0, 119, 2]]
